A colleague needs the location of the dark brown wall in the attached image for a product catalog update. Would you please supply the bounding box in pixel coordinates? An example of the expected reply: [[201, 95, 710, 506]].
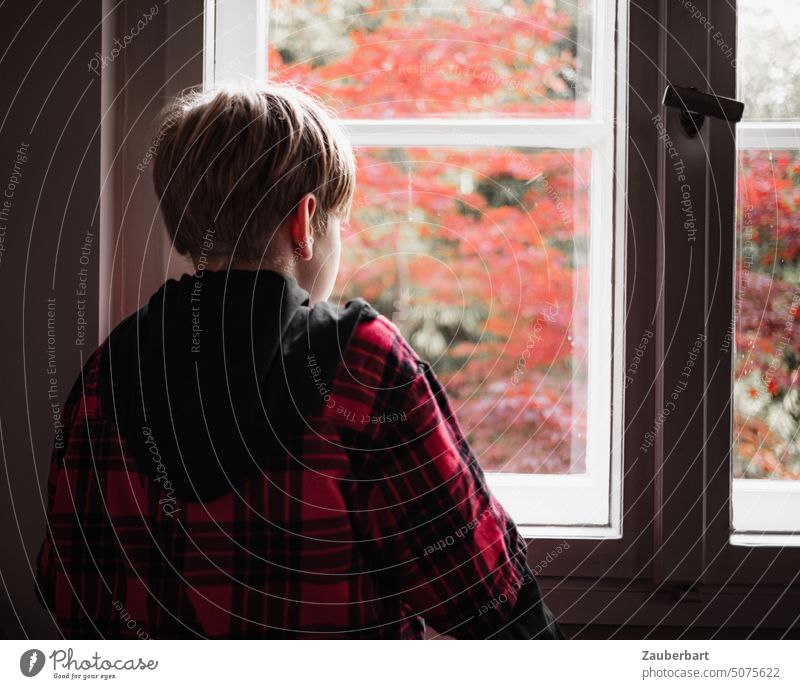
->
[[0, 0, 202, 639], [0, 0, 102, 639]]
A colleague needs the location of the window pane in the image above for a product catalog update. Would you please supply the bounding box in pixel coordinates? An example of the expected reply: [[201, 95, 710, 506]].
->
[[733, 149, 800, 481], [332, 147, 591, 473], [268, 0, 593, 118], [738, 0, 800, 120]]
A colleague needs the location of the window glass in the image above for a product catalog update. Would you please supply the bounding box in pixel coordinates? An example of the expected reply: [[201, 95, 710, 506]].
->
[[334, 147, 591, 473], [733, 0, 800, 524], [737, 0, 800, 120], [268, 0, 594, 118], [733, 149, 800, 481]]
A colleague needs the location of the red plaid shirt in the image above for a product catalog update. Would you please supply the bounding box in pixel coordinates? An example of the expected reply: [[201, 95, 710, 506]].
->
[[35, 312, 560, 639]]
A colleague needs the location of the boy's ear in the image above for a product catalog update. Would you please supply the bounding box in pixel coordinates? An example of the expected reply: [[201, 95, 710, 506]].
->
[[290, 193, 317, 260]]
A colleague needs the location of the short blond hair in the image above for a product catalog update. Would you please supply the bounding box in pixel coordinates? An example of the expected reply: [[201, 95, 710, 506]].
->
[[152, 83, 356, 261]]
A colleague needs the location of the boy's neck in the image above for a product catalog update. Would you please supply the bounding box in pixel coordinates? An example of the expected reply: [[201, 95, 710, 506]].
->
[[195, 254, 290, 277]]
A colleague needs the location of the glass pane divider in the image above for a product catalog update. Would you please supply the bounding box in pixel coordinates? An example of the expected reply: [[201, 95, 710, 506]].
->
[[342, 120, 607, 149], [737, 121, 800, 149]]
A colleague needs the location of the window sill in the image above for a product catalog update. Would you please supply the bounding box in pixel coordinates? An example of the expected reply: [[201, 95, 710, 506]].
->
[[519, 525, 621, 540]]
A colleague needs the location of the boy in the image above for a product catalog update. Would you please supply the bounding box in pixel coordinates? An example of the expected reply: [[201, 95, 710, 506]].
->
[[34, 84, 564, 639]]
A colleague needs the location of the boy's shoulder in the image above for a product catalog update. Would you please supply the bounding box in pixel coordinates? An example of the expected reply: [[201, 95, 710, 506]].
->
[[342, 308, 422, 381], [317, 305, 428, 432], [348, 310, 398, 349]]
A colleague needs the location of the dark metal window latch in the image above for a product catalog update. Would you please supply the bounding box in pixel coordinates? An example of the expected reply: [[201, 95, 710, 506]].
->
[[662, 84, 745, 137]]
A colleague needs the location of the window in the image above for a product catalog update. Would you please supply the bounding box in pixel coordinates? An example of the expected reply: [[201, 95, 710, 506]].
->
[[205, 0, 626, 536], [96, 0, 800, 632], [732, 0, 800, 540]]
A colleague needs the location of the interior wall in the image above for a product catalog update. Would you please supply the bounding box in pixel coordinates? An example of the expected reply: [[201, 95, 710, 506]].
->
[[0, 0, 202, 639], [0, 0, 103, 639]]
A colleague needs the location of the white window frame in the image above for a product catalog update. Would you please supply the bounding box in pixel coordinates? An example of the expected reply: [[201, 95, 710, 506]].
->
[[732, 122, 800, 541], [205, 0, 627, 538]]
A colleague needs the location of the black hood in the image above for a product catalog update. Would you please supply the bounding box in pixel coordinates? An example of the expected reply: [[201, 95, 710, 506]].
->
[[99, 269, 377, 502]]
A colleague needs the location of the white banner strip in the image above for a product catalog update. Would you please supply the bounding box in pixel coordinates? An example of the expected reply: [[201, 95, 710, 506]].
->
[[2, 639, 798, 687]]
